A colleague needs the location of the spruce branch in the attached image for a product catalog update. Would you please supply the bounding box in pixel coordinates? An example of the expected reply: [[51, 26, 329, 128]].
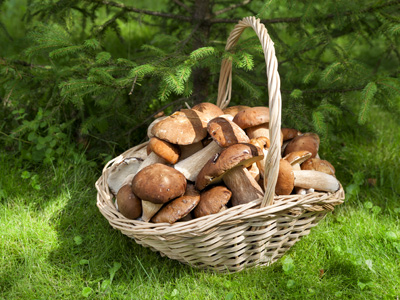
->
[[171, 0, 191, 13], [213, 0, 252, 16], [87, 0, 192, 22]]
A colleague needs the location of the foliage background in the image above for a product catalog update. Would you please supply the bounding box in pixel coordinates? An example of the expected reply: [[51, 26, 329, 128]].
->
[[1, 0, 399, 174]]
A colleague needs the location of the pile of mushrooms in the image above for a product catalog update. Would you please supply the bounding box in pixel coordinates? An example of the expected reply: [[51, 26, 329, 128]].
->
[[107, 103, 340, 224]]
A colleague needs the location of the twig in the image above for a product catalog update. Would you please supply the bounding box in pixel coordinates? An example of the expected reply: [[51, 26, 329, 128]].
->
[[171, 0, 191, 13], [209, 0, 400, 24], [213, 0, 251, 16], [128, 76, 138, 95], [280, 87, 364, 94], [88, 0, 192, 22], [0, 58, 51, 70]]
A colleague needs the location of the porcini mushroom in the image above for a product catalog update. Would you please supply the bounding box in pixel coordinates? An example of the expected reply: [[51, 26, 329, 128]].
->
[[151, 184, 200, 224], [274, 159, 340, 195], [195, 143, 264, 206], [192, 102, 224, 122], [301, 158, 335, 176], [283, 133, 320, 158], [174, 116, 249, 181], [151, 109, 208, 145], [222, 105, 250, 117], [193, 186, 232, 218], [131, 163, 187, 221], [232, 106, 270, 139], [116, 174, 142, 219]]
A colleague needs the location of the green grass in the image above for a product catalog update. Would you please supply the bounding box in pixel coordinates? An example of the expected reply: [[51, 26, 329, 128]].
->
[[1, 106, 400, 299]]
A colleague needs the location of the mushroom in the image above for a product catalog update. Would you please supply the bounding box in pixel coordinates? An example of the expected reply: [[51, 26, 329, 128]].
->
[[192, 102, 224, 122], [283, 133, 320, 158], [222, 105, 250, 117], [283, 150, 312, 171], [233, 106, 270, 139], [195, 143, 264, 206], [274, 159, 340, 195], [142, 108, 208, 169], [301, 158, 336, 176], [151, 184, 200, 224], [116, 174, 142, 219], [193, 186, 232, 218], [147, 116, 167, 139], [147, 137, 180, 164], [151, 109, 208, 145], [107, 157, 143, 195], [131, 163, 187, 221], [281, 128, 301, 141], [283, 150, 313, 194], [174, 116, 249, 181]]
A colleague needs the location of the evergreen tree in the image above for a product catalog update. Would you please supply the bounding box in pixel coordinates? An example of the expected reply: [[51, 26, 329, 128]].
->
[[1, 0, 399, 165]]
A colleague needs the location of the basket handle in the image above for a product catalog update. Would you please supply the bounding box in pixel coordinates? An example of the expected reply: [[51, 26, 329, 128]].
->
[[216, 16, 282, 207]]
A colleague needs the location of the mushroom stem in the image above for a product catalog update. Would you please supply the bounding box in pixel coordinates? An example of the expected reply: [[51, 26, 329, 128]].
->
[[174, 141, 222, 181], [137, 151, 167, 172], [293, 170, 340, 192], [222, 167, 264, 206], [179, 142, 204, 161], [141, 201, 163, 222]]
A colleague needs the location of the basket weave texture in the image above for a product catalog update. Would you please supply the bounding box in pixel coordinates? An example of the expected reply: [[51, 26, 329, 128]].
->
[[95, 16, 345, 273]]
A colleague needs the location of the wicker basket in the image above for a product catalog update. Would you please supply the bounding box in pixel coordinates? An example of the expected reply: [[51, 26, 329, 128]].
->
[[95, 16, 345, 273]]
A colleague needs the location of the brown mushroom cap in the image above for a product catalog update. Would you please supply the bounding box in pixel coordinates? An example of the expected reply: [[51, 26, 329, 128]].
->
[[281, 128, 301, 141], [301, 158, 335, 175], [151, 184, 200, 224], [116, 184, 142, 219], [222, 105, 250, 117], [207, 117, 249, 147], [193, 186, 232, 218], [283, 133, 320, 158], [131, 163, 187, 204], [283, 150, 312, 166], [192, 102, 224, 121], [232, 107, 270, 129], [195, 143, 264, 190], [151, 109, 208, 145], [148, 137, 180, 164], [275, 159, 295, 195]]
